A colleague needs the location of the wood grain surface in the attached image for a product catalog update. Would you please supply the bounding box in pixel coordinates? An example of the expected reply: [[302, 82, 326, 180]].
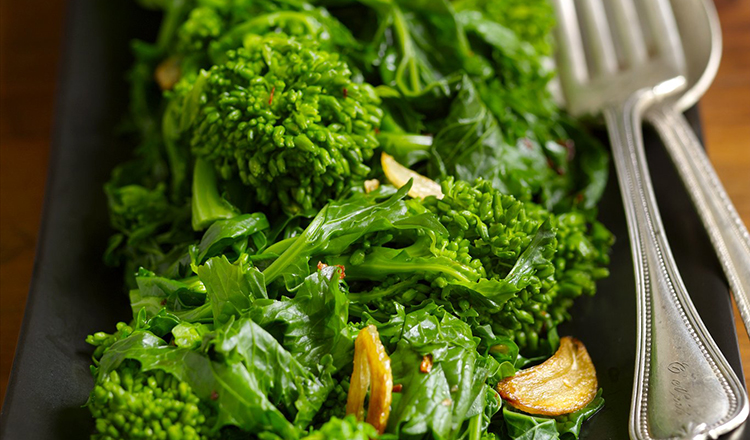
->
[[1, 0, 749, 411]]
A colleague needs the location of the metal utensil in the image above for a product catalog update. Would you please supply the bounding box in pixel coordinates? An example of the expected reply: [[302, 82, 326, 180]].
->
[[648, 0, 750, 340], [550, 0, 749, 438]]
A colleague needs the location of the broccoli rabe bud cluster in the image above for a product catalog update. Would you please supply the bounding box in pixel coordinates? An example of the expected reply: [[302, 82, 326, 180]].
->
[[183, 34, 383, 213], [424, 178, 550, 281], [424, 178, 613, 351], [343, 178, 612, 352], [313, 377, 350, 423], [302, 415, 378, 440], [88, 361, 216, 440], [178, 7, 224, 54], [86, 322, 135, 361]]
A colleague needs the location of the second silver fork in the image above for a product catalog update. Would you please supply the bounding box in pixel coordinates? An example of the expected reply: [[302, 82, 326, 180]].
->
[[551, 0, 748, 438]]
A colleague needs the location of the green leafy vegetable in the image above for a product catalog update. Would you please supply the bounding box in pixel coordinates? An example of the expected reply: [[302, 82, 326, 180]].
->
[[384, 304, 501, 439], [90, 0, 613, 438], [249, 265, 353, 371], [302, 415, 379, 440], [197, 254, 267, 324], [502, 389, 604, 439]]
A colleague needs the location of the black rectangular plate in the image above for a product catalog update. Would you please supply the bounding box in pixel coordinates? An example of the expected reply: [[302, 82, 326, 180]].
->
[[0, 1, 747, 438]]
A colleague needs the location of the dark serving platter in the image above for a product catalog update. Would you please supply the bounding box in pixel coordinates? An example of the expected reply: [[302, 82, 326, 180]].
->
[[1, 1, 747, 439]]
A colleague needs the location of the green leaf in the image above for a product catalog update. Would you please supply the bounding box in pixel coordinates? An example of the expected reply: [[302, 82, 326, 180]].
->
[[501, 389, 605, 440], [216, 316, 334, 429], [172, 321, 211, 349], [430, 76, 552, 204], [248, 266, 353, 372], [503, 407, 559, 440], [129, 271, 214, 327], [262, 183, 415, 286], [386, 305, 491, 439], [197, 254, 267, 324], [555, 389, 604, 438], [193, 212, 270, 264]]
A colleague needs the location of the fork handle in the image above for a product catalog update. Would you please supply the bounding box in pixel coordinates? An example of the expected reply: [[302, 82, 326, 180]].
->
[[647, 105, 750, 339], [604, 92, 748, 440]]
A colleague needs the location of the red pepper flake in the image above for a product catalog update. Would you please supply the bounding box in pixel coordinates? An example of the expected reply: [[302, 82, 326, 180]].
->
[[316, 261, 346, 279], [269, 86, 275, 105], [565, 140, 576, 161], [343, 87, 348, 99], [210, 390, 219, 401], [522, 138, 534, 150], [555, 139, 576, 161], [160, 299, 167, 306], [547, 157, 565, 176], [575, 193, 584, 204], [374, 127, 380, 135], [392, 384, 403, 393], [420, 354, 433, 374]]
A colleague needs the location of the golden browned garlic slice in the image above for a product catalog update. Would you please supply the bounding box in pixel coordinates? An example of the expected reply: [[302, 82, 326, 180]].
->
[[155, 56, 181, 91], [364, 179, 381, 193], [345, 325, 393, 433], [497, 336, 597, 416], [381, 152, 443, 200]]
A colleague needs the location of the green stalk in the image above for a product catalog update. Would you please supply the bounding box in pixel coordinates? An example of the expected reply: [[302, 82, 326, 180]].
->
[[191, 158, 239, 231], [467, 413, 483, 440]]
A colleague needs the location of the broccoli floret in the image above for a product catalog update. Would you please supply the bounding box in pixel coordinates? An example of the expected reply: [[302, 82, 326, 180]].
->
[[179, 34, 382, 214], [339, 178, 612, 352], [174, 2, 359, 79], [87, 322, 136, 362], [424, 178, 613, 351], [312, 378, 350, 424], [178, 6, 225, 54], [177, 0, 310, 51], [87, 361, 216, 440], [302, 415, 378, 440], [424, 178, 549, 280]]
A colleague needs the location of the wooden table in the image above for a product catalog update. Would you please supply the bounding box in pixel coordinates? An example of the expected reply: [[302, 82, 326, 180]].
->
[[1, 0, 748, 410]]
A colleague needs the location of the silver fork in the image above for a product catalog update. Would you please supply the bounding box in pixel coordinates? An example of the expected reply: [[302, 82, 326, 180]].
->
[[550, 0, 748, 438]]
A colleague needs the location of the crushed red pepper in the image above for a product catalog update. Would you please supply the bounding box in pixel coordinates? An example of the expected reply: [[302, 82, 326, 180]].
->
[[316, 261, 346, 279], [547, 157, 565, 175]]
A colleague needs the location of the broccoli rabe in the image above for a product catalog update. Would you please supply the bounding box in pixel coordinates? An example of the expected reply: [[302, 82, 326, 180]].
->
[[103, 168, 193, 287], [302, 415, 377, 440], [337, 178, 612, 352], [178, 34, 383, 213], [88, 361, 216, 440], [91, 0, 613, 438], [425, 178, 612, 351]]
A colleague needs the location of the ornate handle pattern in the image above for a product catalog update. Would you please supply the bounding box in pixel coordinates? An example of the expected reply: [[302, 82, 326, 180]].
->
[[603, 91, 748, 440], [648, 105, 750, 340]]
